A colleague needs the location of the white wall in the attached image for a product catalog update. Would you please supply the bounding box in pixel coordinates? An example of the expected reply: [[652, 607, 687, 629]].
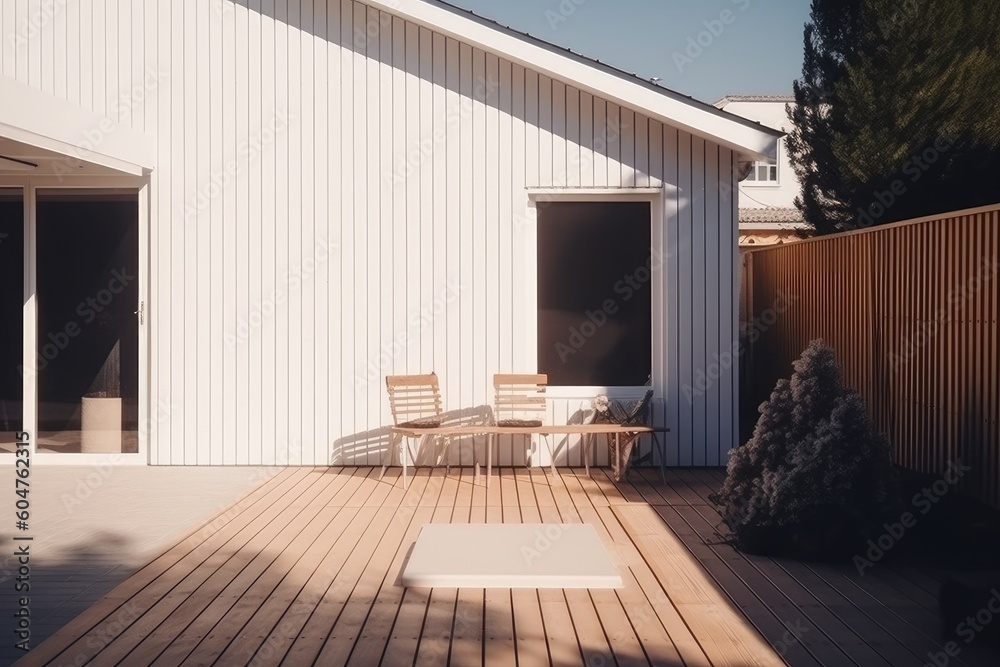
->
[[0, 0, 740, 468], [720, 100, 799, 209]]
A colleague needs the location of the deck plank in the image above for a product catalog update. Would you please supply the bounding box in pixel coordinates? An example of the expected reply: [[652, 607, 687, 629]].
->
[[315, 474, 443, 666], [664, 503, 847, 667], [615, 503, 786, 667], [678, 493, 927, 667], [595, 505, 710, 667], [378, 508, 436, 667], [509, 475, 555, 666], [571, 503, 648, 667], [21, 465, 991, 667], [167, 473, 355, 665], [278, 503, 397, 664], [483, 587, 518, 667]]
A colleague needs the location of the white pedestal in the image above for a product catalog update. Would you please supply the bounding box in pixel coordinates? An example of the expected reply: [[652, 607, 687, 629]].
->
[[401, 524, 622, 588], [81, 397, 122, 453]]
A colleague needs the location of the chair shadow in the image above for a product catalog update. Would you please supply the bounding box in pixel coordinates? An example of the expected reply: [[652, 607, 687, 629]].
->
[[546, 407, 595, 467], [330, 405, 494, 467]]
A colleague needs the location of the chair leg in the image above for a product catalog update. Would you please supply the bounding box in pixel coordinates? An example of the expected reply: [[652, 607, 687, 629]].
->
[[403, 436, 424, 489], [473, 434, 481, 481], [653, 432, 666, 483], [402, 436, 409, 489], [486, 433, 493, 489], [381, 431, 402, 481], [546, 435, 557, 478]]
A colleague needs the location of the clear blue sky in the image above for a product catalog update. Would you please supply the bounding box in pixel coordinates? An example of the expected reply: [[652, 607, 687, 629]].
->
[[447, 0, 813, 104]]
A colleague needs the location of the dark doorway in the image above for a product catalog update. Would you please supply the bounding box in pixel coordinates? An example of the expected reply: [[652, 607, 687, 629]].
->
[[0, 189, 23, 453], [36, 192, 139, 453]]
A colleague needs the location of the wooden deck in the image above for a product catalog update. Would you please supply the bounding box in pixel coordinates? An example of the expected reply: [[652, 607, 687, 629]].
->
[[17, 467, 998, 667]]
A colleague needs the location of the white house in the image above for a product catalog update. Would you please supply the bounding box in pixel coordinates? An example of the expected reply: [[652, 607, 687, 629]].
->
[[0, 0, 780, 470], [714, 95, 804, 247]]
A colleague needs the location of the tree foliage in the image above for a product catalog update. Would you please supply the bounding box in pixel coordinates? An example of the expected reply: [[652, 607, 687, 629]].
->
[[787, 0, 1000, 234]]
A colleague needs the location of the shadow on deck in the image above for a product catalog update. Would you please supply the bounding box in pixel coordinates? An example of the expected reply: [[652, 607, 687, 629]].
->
[[12, 466, 1000, 666]]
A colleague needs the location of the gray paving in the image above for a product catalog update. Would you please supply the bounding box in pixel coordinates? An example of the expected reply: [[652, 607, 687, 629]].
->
[[0, 464, 279, 665]]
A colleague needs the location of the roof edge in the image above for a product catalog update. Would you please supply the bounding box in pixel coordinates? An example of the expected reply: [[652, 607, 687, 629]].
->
[[715, 94, 796, 108], [366, 0, 782, 160]]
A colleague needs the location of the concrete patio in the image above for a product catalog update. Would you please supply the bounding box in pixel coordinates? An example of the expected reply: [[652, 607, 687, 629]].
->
[[0, 465, 280, 665]]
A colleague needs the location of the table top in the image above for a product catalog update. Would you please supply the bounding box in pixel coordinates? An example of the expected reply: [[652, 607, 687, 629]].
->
[[391, 423, 670, 436]]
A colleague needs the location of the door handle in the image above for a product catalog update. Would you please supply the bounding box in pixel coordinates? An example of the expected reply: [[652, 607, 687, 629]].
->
[[134, 301, 144, 325]]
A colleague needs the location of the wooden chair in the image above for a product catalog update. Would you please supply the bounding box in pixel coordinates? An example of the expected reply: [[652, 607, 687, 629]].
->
[[382, 373, 454, 484], [492, 374, 549, 467]]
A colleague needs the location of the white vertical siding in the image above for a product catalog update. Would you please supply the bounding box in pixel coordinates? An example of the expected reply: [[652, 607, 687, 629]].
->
[[0, 0, 742, 467]]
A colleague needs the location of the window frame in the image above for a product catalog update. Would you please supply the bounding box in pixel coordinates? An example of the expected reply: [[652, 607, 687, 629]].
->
[[524, 188, 664, 397], [741, 144, 781, 186]]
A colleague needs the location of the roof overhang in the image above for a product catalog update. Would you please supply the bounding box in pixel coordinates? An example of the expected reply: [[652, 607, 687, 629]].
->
[[0, 75, 156, 177], [365, 0, 783, 161]]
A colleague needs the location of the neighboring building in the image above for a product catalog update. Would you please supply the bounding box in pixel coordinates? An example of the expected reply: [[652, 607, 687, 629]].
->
[[0, 0, 780, 469], [715, 95, 805, 248]]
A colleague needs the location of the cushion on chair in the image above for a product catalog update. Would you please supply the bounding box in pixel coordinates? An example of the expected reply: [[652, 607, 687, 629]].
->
[[496, 419, 543, 428], [399, 417, 443, 429]]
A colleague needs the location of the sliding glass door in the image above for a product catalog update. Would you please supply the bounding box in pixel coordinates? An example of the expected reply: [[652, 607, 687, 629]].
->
[[0, 189, 24, 454], [35, 192, 140, 454]]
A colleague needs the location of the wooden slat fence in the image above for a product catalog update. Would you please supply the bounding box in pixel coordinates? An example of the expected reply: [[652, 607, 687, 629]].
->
[[741, 204, 1000, 508]]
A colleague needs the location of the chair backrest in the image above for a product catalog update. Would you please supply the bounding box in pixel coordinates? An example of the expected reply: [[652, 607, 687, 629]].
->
[[493, 374, 548, 423], [610, 389, 655, 426], [385, 373, 443, 426]]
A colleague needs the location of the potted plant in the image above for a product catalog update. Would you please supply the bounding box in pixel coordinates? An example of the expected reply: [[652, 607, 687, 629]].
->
[[710, 340, 894, 560], [592, 391, 654, 481], [81, 340, 123, 453]]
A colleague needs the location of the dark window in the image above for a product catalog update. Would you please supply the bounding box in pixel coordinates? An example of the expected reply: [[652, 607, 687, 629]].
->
[[537, 201, 652, 386]]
